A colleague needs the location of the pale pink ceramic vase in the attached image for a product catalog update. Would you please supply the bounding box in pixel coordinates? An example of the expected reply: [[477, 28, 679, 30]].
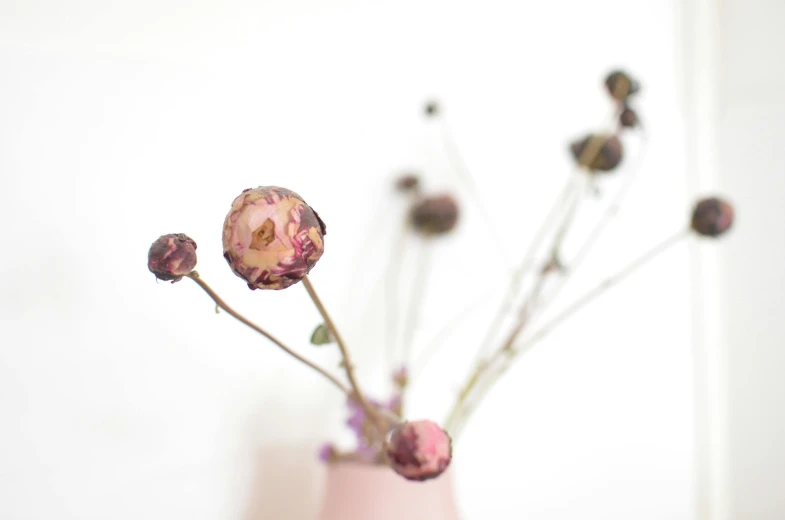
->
[[317, 462, 462, 520]]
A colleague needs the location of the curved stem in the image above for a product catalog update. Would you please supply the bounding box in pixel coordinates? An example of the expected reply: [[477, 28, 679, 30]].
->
[[535, 133, 651, 318], [185, 272, 349, 394], [471, 177, 579, 364], [447, 229, 690, 437], [385, 219, 410, 370], [439, 118, 512, 269], [400, 240, 432, 366], [301, 276, 384, 429]]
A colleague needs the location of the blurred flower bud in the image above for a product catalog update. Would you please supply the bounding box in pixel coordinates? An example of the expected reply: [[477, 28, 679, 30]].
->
[[222, 186, 326, 290], [410, 194, 459, 235], [147, 233, 198, 283], [605, 70, 640, 102], [570, 134, 624, 172], [619, 106, 639, 128], [392, 366, 409, 389], [395, 173, 421, 193], [424, 101, 440, 117], [691, 197, 735, 238], [385, 420, 452, 481]]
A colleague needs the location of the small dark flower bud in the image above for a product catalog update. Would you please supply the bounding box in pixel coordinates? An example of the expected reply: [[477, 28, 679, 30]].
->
[[570, 134, 624, 172], [395, 173, 421, 193], [148, 233, 198, 282], [410, 194, 459, 235], [619, 106, 639, 128], [385, 420, 452, 481], [605, 70, 640, 102], [424, 101, 440, 117], [691, 197, 734, 238]]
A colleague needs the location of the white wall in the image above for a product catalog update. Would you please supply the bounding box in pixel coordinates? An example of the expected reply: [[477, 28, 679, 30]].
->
[[709, 1, 785, 519], [0, 1, 697, 519]]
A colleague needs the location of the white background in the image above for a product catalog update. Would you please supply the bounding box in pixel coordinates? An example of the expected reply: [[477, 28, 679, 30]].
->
[[0, 1, 776, 519]]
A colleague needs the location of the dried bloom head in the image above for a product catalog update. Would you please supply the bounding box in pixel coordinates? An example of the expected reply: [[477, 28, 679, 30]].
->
[[570, 133, 624, 172], [147, 233, 198, 283], [619, 106, 639, 128], [410, 194, 459, 235], [691, 197, 735, 238], [424, 101, 440, 117], [222, 186, 326, 290], [386, 420, 452, 481], [395, 173, 421, 193], [605, 70, 640, 102]]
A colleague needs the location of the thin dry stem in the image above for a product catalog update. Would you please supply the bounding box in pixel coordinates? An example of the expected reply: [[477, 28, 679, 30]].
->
[[185, 272, 349, 394], [448, 230, 689, 437], [301, 276, 385, 430]]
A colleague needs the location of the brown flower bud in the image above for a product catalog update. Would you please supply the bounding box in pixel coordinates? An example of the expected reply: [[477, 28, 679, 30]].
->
[[147, 233, 198, 283], [605, 70, 640, 102], [410, 194, 459, 235], [619, 106, 639, 128], [222, 186, 326, 290], [395, 174, 421, 193], [424, 101, 440, 117], [570, 134, 624, 172], [691, 197, 734, 238], [385, 420, 452, 481]]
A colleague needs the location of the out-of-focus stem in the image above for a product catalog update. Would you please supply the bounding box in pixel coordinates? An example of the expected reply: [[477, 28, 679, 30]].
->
[[448, 230, 689, 436], [185, 272, 349, 394], [302, 276, 385, 430]]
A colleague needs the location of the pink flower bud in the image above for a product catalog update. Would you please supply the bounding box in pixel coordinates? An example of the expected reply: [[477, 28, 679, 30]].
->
[[147, 233, 198, 282], [410, 194, 459, 235], [222, 186, 326, 290], [691, 197, 734, 238], [385, 420, 452, 481]]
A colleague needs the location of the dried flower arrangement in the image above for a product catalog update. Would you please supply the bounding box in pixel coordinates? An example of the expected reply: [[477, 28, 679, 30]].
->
[[147, 70, 734, 483]]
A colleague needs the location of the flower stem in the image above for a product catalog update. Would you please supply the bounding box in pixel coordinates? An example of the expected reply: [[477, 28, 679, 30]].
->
[[447, 229, 690, 437], [400, 240, 432, 366], [302, 275, 385, 430], [185, 272, 349, 394]]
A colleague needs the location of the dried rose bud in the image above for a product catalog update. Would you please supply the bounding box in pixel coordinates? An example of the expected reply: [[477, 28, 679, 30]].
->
[[395, 174, 421, 193], [385, 420, 452, 481], [148, 233, 198, 283], [605, 70, 640, 102], [691, 197, 734, 238], [222, 186, 326, 290], [570, 133, 624, 172], [424, 101, 440, 117], [619, 106, 639, 128], [410, 194, 459, 235]]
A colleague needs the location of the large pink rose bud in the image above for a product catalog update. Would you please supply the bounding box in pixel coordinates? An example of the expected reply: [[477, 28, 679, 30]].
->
[[691, 197, 734, 238], [385, 420, 452, 481], [148, 233, 198, 283], [222, 186, 326, 290], [570, 133, 624, 172], [410, 194, 459, 235]]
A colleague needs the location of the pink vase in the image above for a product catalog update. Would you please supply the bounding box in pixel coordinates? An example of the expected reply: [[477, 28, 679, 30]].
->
[[317, 462, 462, 520]]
